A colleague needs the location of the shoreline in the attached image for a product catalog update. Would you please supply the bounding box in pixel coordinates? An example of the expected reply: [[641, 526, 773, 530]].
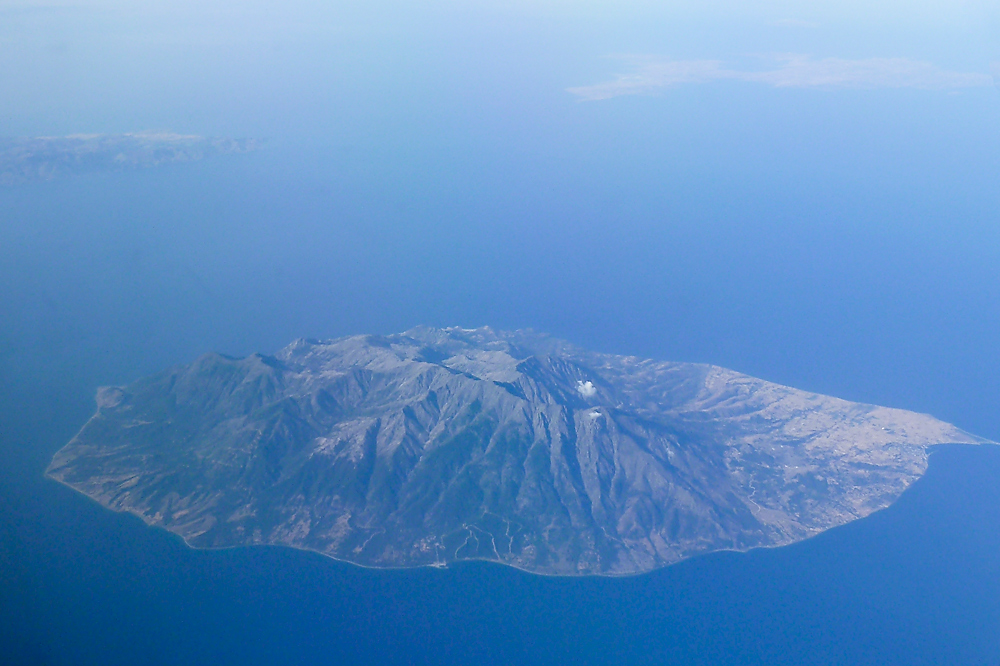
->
[[42, 447, 976, 581]]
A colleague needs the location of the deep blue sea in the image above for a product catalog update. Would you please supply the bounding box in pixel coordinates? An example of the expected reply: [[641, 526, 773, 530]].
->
[[3, 122, 1000, 664]]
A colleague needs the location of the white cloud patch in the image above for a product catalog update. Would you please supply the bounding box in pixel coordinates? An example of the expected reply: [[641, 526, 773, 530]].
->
[[568, 55, 995, 100], [576, 380, 597, 398]]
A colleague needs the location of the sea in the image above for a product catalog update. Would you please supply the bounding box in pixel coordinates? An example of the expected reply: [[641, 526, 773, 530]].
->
[[3, 102, 1000, 664]]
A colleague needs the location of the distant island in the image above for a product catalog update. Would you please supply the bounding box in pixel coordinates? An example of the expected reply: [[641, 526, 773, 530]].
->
[[0, 132, 257, 185], [46, 327, 991, 575]]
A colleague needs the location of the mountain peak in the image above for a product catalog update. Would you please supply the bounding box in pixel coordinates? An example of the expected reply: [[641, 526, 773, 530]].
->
[[46, 328, 990, 575]]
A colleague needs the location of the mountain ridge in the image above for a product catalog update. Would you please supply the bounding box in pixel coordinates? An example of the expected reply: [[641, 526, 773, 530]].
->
[[46, 326, 991, 575]]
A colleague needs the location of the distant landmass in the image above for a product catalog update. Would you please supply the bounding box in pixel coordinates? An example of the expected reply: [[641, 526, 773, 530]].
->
[[47, 327, 991, 575], [0, 132, 257, 185]]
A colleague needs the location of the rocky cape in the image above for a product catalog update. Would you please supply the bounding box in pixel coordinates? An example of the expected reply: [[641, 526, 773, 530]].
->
[[47, 327, 990, 575]]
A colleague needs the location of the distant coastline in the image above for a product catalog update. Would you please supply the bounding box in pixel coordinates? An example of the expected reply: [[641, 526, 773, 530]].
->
[[0, 132, 258, 185]]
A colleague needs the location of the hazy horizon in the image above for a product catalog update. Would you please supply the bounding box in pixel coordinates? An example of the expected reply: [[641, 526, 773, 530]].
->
[[2, 0, 1000, 663]]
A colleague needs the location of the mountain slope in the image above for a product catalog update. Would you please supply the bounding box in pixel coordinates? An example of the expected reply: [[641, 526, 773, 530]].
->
[[46, 327, 989, 575]]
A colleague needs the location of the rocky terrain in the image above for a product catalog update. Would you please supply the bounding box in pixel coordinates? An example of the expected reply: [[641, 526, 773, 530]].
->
[[46, 327, 990, 575], [0, 132, 256, 185]]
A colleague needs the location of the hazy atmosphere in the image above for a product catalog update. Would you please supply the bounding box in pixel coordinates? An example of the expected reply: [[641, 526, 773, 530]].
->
[[2, 0, 1000, 663]]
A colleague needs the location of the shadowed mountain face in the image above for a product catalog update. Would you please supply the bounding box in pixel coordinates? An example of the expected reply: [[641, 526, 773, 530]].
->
[[46, 327, 989, 575]]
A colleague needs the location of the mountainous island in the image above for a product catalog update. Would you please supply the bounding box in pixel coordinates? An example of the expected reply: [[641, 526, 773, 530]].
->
[[0, 132, 256, 185], [47, 327, 990, 575]]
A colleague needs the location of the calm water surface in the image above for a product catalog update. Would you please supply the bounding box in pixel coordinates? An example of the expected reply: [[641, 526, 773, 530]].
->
[[2, 145, 1000, 665]]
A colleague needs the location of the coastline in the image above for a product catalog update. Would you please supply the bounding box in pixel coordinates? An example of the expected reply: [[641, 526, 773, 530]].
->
[[44, 441, 991, 580]]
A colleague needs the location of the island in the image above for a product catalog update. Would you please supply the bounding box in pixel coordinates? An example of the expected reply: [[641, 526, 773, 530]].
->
[[46, 327, 991, 575], [0, 132, 257, 185]]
